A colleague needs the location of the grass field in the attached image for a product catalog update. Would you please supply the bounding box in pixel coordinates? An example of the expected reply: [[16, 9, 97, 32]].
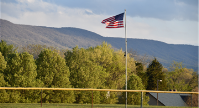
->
[[0, 103, 196, 108]]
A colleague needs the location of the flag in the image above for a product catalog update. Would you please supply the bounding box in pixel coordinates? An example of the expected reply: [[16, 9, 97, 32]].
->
[[101, 13, 124, 28]]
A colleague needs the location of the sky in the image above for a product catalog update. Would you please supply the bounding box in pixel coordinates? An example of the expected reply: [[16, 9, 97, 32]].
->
[[1, 0, 198, 46]]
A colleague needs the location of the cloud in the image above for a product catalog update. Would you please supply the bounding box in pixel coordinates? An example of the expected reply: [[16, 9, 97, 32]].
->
[[85, 9, 93, 15], [2, 0, 197, 21], [1, 0, 198, 45], [17, 0, 35, 3], [1, 0, 107, 30], [41, 0, 198, 21]]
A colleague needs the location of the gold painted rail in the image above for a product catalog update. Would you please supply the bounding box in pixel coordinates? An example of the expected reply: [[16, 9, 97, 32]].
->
[[0, 87, 198, 94]]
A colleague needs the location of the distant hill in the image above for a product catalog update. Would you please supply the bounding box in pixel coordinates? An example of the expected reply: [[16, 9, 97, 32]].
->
[[0, 19, 198, 71]]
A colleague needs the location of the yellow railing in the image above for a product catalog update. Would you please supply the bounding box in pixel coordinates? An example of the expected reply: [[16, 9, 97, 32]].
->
[[0, 87, 198, 94]]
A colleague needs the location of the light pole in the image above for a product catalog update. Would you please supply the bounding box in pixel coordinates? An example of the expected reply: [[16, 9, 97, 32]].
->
[[157, 79, 162, 106]]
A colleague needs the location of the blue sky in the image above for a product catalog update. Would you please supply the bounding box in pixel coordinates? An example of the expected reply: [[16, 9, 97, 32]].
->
[[1, 0, 198, 46]]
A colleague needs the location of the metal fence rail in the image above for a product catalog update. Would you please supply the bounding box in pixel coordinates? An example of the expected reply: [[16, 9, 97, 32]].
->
[[0, 87, 198, 94], [0, 87, 198, 108]]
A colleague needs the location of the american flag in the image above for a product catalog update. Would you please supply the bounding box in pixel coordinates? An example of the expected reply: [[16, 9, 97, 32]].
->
[[101, 13, 124, 28]]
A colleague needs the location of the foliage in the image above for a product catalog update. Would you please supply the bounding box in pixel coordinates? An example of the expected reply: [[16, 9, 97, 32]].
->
[[4, 52, 37, 87], [87, 43, 119, 103], [3, 52, 41, 102], [166, 61, 195, 91], [0, 40, 198, 104], [65, 46, 107, 104], [0, 40, 16, 60], [0, 52, 10, 103], [0, 52, 7, 73], [188, 72, 198, 90], [136, 62, 148, 89], [88, 42, 136, 104], [120, 74, 149, 105], [186, 87, 198, 107], [64, 42, 136, 104], [36, 49, 74, 103], [146, 58, 167, 90], [135, 62, 143, 72]]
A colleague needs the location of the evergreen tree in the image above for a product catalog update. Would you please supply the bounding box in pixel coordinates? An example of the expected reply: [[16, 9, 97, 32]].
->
[[146, 58, 167, 90], [36, 49, 74, 103], [136, 62, 143, 72], [120, 74, 149, 105], [136, 62, 148, 89]]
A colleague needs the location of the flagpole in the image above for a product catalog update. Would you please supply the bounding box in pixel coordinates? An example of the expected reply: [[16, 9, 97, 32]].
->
[[125, 9, 127, 108]]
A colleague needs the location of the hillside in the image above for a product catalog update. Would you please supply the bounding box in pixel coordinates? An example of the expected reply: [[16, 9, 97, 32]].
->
[[0, 19, 198, 71]]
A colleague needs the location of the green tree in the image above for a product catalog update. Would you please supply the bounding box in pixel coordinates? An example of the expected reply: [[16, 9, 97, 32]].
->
[[4, 52, 41, 103], [166, 61, 195, 91], [86, 42, 136, 104], [188, 72, 198, 91], [0, 52, 7, 73], [36, 49, 74, 103], [65, 46, 107, 104], [136, 62, 148, 89], [5, 52, 38, 87], [120, 74, 149, 105], [0, 40, 16, 60], [146, 58, 167, 90], [0, 52, 10, 103], [64, 42, 137, 104]]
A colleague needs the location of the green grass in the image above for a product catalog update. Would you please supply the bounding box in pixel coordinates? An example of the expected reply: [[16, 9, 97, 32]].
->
[[0, 103, 196, 108]]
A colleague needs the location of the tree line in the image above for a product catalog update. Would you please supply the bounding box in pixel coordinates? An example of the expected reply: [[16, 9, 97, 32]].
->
[[0, 40, 198, 106]]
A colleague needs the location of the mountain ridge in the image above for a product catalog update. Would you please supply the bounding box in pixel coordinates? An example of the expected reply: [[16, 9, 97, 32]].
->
[[1, 19, 198, 71]]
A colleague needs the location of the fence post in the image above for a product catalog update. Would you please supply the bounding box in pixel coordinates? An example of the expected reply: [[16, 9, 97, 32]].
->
[[191, 93, 192, 108], [141, 91, 143, 108], [92, 91, 93, 108], [41, 89, 42, 107]]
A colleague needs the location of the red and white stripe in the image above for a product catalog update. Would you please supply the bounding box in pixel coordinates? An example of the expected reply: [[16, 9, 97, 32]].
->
[[101, 16, 124, 28], [101, 16, 115, 24], [106, 21, 124, 28]]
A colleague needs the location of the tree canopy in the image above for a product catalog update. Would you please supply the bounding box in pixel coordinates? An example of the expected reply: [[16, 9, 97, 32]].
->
[[0, 52, 10, 103], [146, 58, 167, 90], [36, 49, 74, 103], [0, 40, 197, 104], [120, 74, 149, 105], [0, 40, 16, 60], [166, 61, 196, 91]]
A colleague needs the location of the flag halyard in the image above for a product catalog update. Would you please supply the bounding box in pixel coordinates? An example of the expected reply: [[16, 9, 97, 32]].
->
[[101, 13, 124, 28]]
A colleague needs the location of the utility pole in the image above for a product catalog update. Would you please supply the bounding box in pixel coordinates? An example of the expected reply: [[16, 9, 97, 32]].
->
[[157, 79, 162, 106]]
